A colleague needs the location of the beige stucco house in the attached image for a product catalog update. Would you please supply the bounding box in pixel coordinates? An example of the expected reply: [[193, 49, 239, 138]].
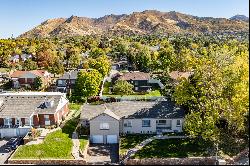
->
[[80, 100, 185, 144]]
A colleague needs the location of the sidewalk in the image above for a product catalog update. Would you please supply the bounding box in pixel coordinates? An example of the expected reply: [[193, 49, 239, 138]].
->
[[71, 132, 83, 160]]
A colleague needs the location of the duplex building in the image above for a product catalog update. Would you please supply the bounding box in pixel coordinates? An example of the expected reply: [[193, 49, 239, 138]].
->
[[0, 92, 69, 138], [80, 100, 185, 144], [10, 70, 52, 89], [113, 71, 164, 92], [56, 70, 79, 93]]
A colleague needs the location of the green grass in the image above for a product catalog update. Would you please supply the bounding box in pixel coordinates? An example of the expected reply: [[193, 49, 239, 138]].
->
[[12, 130, 73, 159], [133, 138, 214, 159], [69, 103, 82, 111], [61, 107, 81, 138], [103, 81, 112, 94], [145, 90, 161, 97], [103, 90, 162, 98], [12, 104, 83, 159], [79, 136, 88, 151], [119, 134, 155, 155], [0, 68, 9, 73]]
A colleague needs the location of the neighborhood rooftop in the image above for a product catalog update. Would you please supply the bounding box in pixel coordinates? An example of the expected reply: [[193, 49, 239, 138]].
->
[[0, 92, 68, 118], [118, 72, 151, 81], [58, 70, 79, 80], [81, 100, 185, 120]]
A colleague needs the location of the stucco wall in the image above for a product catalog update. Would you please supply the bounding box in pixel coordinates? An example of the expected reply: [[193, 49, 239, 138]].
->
[[122, 118, 183, 134], [90, 113, 119, 143]]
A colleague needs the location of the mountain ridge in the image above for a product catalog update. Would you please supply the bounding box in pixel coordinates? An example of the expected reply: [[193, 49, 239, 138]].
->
[[19, 10, 249, 38]]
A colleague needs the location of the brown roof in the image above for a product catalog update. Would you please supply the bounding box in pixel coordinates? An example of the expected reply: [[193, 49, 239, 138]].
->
[[118, 72, 151, 81], [169, 71, 193, 80], [10, 70, 47, 78]]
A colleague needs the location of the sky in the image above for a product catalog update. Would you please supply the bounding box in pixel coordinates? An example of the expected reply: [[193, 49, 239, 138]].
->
[[0, 0, 249, 39]]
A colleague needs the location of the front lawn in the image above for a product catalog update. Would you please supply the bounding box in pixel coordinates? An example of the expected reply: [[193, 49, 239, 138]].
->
[[133, 138, 214, 159], [103, 90, 162, 98], [12, 130, 73, 159], [69, 103, 82, 111], [119, 134, 155, 155], [79, 135, 88, 151]]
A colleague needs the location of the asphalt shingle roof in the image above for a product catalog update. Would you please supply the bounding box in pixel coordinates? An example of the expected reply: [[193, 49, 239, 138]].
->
[[81, 100, 185, 120], [118, 72, 151, 81], [0, 92, 65, 118], [58, 70, 79, 80]]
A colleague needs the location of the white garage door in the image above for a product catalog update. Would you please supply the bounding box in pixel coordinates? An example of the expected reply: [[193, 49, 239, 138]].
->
[[92, 135, 103, 143], [107, 135, 118, 144]]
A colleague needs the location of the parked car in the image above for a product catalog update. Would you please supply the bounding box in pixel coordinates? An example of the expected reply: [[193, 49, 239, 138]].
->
[[5, 136, 22, 150]]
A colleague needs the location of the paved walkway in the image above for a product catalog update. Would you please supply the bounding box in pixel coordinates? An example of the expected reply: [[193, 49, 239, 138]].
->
[[72, 132, 83, 160], [26, 127, 61, 145], [121, 135, 188, 162]]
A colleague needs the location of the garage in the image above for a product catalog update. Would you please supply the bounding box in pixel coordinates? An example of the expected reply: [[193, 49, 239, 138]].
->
[[92, 135, 104, 144], [107, 135, 118, 144]]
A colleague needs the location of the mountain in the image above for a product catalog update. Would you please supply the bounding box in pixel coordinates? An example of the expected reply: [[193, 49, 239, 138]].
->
[[19, 10, 249, 38], [230, 15, 249, 22]]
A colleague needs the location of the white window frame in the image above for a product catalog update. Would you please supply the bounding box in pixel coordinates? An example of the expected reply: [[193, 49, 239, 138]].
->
[[44, 115, 50, 125], [142, 120, 151, 127], [4, 118, 10, 126], [176, 120, 181, 127], [100, 123, 109, 130], [124, 120, 132, 127]]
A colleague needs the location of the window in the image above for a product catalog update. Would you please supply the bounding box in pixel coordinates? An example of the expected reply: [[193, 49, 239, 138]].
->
[[157, 120, 166, 124], [134, 81, 138, 86], [4, 118, 10, 126], [44, 115, 50, 125], [135, 87, 138, 91], [124, 120, 132, 127], [44, 115, 50, 121], [100, 123, 109, 130], [25, 118, 29, 125], [142, 120, 151, 127], [58, 80, 63, 85], [176, 120, 181, 127], [71, 80, 76, 84]]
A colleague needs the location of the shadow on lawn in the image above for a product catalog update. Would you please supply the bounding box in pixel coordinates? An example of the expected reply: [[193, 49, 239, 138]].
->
[[61, 113, 80, 138]]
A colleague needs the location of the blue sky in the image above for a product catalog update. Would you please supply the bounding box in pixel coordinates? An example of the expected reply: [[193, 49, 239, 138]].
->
[[0, 0, 249, 39]]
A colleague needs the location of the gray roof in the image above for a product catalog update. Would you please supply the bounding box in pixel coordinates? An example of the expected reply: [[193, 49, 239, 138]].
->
[[58, 70, 79, 80], [0, 92, 67, 118], [81, 100, 185, 120]]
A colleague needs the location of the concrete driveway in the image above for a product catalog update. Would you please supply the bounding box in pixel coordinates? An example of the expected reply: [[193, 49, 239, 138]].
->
[[87, 144, 119, 165], [0, 139, 13, 164]]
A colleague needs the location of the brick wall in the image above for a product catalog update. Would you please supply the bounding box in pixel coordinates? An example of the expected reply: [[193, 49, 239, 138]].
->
[[8, 159, 87, 165], [12, 118, 15, 125], [124, 157, 216, 165], [49, 115, 55, 125], [21, 118, 25, 126], [27, 78, 34, 84], [38, 115, 45, 127], [33, 115, 39, 127], [18, 78, 26, 84], [0, 118, 4, 125]]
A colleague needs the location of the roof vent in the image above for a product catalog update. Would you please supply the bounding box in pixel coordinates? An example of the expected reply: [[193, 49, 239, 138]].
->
[[45, 100, 54, 108]]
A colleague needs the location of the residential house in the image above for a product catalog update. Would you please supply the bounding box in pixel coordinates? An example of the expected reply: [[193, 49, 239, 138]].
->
[[113, 71, 164, 92], [10, 70, 52, 89], [80, 100, 185, 144], [168, 71, 194, 85], [56, 70, 79, 93], [9, 54, 33, 63], [0, 92, 69, 138]]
